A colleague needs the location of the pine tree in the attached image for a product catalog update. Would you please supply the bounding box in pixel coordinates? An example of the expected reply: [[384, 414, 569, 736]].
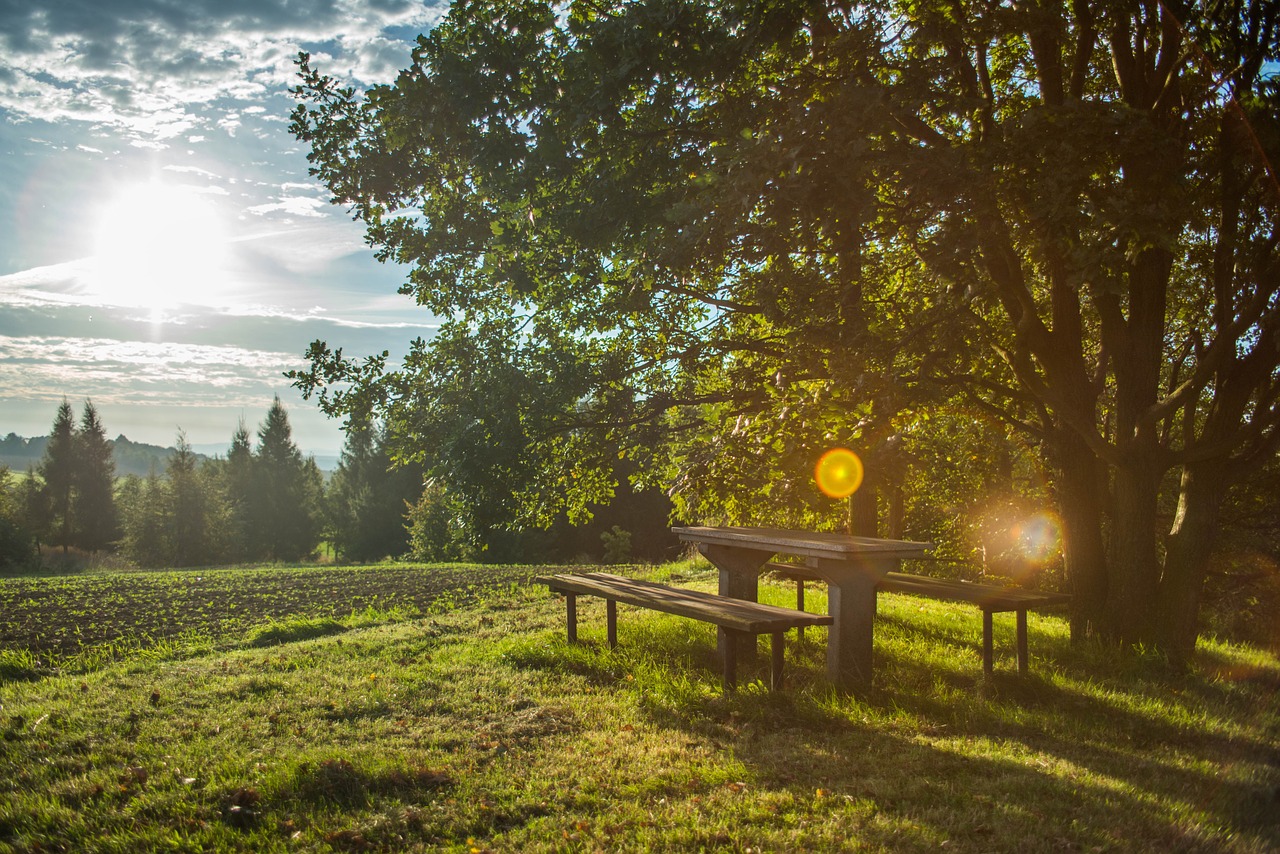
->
[[39, 400, 76, 554], [74, 401, 117, 553], [250, 398, 321, 561], [326, 425, 374, 560], [223, 419, 255, 563], [167, 432, 206, 567], [118, 471, 169, 567], [329, 422, 422, 561]]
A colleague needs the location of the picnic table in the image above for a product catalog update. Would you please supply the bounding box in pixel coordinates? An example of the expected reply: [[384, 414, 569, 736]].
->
[[672, 526, 931, 690]]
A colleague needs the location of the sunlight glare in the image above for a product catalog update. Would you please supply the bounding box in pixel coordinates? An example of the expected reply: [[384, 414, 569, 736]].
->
[[91, 181, 230, 316]]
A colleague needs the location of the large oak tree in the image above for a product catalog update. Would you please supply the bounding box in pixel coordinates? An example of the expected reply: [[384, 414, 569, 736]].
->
[[291, 0, 1280, 660]]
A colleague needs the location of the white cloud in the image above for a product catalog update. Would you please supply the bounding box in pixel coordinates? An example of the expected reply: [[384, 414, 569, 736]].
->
[[163, 164, 222, 179], [0, 1, 446, 144], [0, 259, 97, 307], [0, 334, 304, 403], [246, 195, 328, 218]]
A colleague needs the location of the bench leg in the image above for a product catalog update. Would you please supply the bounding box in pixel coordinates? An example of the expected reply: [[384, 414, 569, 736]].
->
[[796, 580, 805, 643], [1016, 609, 1028, 675], [770, 631, 785, 691], [722, 630, 739, 691], [606, 599, 618, 649], [982, 609, 994, 675], [566, 593, 577, 643]]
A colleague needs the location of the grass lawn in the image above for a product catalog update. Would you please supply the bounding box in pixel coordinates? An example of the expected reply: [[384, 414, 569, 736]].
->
[[1, 561, 1277, 852]]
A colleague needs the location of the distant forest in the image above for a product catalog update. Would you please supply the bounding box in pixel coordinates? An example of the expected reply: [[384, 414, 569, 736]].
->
[[0, 432, 207, 479], [0, 398, 679, 574]]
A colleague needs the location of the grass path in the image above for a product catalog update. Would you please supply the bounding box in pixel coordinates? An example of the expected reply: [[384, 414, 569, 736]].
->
[[0, 563, 1277, 851]]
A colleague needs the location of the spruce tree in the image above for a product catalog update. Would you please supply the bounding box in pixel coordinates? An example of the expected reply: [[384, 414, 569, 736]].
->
[[39, 400, 76, 554], [118, 471, 169, 567], [329, 422, 422, 561], [250, 398, 320, 561], [74, 401, 117, 553], [326, 425, 374, 560], [167, 432, 206, 567], [223, 419, 255, 563]]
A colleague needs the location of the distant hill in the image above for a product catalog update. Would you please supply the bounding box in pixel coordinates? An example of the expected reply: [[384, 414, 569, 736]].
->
[[189, 443, 339, 472], [0, 432, 208, 478], [1, 434, 339, 477]]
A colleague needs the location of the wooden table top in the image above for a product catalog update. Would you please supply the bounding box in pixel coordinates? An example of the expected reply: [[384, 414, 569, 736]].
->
[[672, 526, 931, 560]]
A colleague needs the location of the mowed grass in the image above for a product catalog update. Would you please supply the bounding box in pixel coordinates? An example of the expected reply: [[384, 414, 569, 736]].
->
[[0, 563, 1277, 853]]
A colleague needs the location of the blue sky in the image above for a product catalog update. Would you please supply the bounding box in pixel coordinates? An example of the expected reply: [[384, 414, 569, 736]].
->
[[0, 0, 447, 453]]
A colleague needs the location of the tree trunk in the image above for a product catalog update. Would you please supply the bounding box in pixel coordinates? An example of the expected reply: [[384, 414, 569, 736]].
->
[[886, 483, 905, 540], [848, 483, 879, 537], [1157, 463, 1227, 665], [1105, 453, 1165, 645], [1051, 430, 1109, 642]]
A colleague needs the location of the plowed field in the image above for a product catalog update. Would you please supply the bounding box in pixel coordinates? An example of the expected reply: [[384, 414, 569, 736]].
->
[[0, 564, 576, 658]]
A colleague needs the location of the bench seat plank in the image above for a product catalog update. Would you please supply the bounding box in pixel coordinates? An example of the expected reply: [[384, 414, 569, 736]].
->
[[764, 562, 1069, 675], [540, 572, 833, 633], [767, 562, 1068, 610], [878, 574, 1071, 611], [537, 572, 830, 691]]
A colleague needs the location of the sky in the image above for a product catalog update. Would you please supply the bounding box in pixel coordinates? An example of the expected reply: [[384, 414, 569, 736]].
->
[[0, 0, 448, 454]]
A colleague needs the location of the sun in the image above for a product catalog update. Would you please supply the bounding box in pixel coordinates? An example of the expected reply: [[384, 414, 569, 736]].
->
[[91, 181, 230, 315]]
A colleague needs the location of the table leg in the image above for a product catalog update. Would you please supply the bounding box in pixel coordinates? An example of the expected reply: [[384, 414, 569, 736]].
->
[[796, 580, 805, 643], [982, 610, 994, 674], [1016, 609, 1028, 675], [565, 593, 577, 644], [770, 631, 785, 691], [824, 568, 879, 690], [702, 544, 765, 670]]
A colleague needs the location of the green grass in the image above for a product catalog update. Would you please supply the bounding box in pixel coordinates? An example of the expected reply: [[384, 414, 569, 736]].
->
[[1, 562, 1277, 852]]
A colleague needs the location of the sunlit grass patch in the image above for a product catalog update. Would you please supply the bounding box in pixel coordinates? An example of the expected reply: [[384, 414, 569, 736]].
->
[[247, 616, 349, 647]]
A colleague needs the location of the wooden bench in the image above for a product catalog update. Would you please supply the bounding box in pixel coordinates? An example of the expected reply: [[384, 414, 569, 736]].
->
[[537, 572, 832, 691], [765, 563, 1070, 675]]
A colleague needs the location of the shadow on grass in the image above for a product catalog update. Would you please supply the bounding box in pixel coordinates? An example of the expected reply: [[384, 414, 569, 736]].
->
[[213, 760, 457, 838], [508, 606, 1280, 852], [0, 649, 43, 683], [284, 758, 455, 807]]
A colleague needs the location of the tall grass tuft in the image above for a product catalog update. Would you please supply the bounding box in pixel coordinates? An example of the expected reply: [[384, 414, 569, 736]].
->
[[247, 616, 348, 647]]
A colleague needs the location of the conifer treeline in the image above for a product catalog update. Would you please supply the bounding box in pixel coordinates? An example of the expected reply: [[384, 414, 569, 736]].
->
[[17, 399, 117, 557], [0, 397, 425, 570]]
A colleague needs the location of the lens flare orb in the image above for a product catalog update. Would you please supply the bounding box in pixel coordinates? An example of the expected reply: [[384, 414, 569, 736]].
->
[[1012, 512, 1062, 565], [815, 448, 864, 499]]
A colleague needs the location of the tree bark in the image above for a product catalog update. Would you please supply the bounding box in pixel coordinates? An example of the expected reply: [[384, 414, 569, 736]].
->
[[1051, 429, 1109, 642], [848, 483, 879, 537], [1105, 452, 1164, 645], [1157, 465, 1228, 664]]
